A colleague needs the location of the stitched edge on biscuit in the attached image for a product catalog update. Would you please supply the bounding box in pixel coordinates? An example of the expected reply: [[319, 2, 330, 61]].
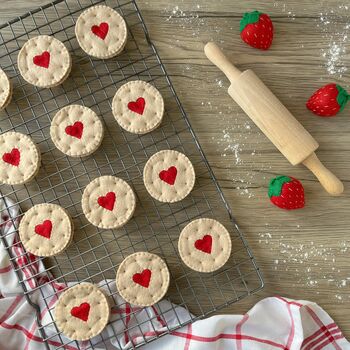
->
[[55, 283, 110, 341], [178, 218, 232, 273], [17, 35, 71, 88], [50, 105, 104, 157], [0, 69, 11, 108], [0, 131, 41, 185], [18, 203, 73, 257], [75, 5, 127, 59], [116, 252, 170, 307], [143, 150, 195, 203], [112, 80, 164, 134], [81, 175, 136, 229]]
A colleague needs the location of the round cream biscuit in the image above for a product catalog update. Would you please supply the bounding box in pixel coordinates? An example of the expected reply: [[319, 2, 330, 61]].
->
[[0, 68, 11, 110], [0, 132, 41, 185], [19, 203, 73, 257], [82, 175, 136, 229], [17, 35, 71, 88], [112, 81, 164, 134], [143, 150, 195, 203], [116, 252, 170, 307], [178, 218, 232, 273], [55, 283, 110, 341], [50, 105, 104, 157], [75, 5, 127, 59]]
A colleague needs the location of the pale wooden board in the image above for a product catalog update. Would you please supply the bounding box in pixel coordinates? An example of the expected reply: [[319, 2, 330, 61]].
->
[[1, 0, 349, 338]]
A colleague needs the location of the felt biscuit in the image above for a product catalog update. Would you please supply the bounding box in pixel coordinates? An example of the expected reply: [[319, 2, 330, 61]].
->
[[178, 218, 232, 273], [82, 175, 136, 229], [19, 203, 73, 257], [0, 68, 12, 110], [0, 132, 41, 185], [18, 35, 71, 88], [75, 5, 127, 59], [112, 81, 164, 134], [116, 252, 170, 307], [143, 150, 195, 203], [55, 283, 110, 341], [50, 105, 104, 157]]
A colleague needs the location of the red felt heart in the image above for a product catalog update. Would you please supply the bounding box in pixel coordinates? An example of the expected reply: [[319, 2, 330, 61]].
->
[[33, 51, 50, 69], [70, 302, 90, 322], [91, 22, 109, 40], [159, 166, 177, 185], [65, 121, 84, 139], [194, 235, 212, 254], [128, 97, 146, 115], [34, 220, 53, 239], [132, 269, 152, 288], [97, 192, 116, 211], [2, 148, 20, 167]]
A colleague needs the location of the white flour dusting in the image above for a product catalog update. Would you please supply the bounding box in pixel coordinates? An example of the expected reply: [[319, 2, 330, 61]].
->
[[163, 2, 349, 303], [317, 6, 350, 77], [259, 231, 350, 302]]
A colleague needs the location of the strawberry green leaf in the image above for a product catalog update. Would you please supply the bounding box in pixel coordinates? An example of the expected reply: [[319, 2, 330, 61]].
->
[[240, 10, 262, 32], [336, 85, 350, 112], [268, 175, 292, 198]]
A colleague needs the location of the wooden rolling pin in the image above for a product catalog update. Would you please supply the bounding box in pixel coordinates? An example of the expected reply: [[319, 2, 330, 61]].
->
[[204, 42, 344, 196]]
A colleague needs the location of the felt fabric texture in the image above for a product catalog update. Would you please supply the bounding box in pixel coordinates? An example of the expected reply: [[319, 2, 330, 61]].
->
[[113, 81, 164, 134], [0, 68, 11, 109], [178, 218, 231, 273], [143, 150, 195, 203], [0, 132, 41, 185], [306, 83, 350, 117], [75, 5, 127, 59], [116, 252, 170, 307], [18, 203, 73, 257], [240, 11, 274, 50], [55, 283, 110, 341], [268, 176, 305, 210], [50, 105, 104, 158], [82, 175, 136, 229], [0, 196, 349, 349], [17, 35, 71, 88]]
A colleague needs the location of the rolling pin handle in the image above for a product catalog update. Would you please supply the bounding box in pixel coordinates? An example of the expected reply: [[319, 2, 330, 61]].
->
[[204, 42, 242, 83], [302, 153, 344, 196]]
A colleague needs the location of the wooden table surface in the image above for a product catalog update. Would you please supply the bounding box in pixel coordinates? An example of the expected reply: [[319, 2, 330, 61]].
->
[[1, 0, 350, 339]]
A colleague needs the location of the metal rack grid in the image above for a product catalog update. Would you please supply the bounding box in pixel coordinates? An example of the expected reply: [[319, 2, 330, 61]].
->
[[0, 0, 263, 349]]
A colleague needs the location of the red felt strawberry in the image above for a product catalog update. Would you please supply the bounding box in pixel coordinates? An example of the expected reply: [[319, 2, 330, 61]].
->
[[268, 176, 305, 210], [306, 83, 350, 117], [240, 10, 274, 50]]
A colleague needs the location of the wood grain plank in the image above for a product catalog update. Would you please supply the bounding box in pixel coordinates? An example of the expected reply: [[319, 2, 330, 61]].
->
[[1, 0, 349, 338]]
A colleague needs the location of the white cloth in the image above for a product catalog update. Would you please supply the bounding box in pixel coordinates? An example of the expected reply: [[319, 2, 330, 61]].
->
[[0, 196, 349, 350]]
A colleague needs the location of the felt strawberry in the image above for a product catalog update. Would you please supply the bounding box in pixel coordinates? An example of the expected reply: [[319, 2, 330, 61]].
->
[[240, 11, 274, 50], [268, 176, 305, 210], [306, 83, 350, 117]]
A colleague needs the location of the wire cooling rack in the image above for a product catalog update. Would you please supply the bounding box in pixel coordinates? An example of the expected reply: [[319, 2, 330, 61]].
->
[[0, 0, 263, 349]]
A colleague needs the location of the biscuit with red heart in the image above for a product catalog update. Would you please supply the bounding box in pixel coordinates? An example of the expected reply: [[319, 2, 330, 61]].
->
[[75, 5, 127, 59], [50, 105, 104, 158], [143, 150, 195, 203], [178, 218, 232, 273], [18, 35, 71, 88], [19, 203, 73, 257], [55, 283, 110, 341], [113, 81, 164, 134], [82, 175, 136, 229], [116, 252, 170, 307], [0, 132, 40, 185]]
